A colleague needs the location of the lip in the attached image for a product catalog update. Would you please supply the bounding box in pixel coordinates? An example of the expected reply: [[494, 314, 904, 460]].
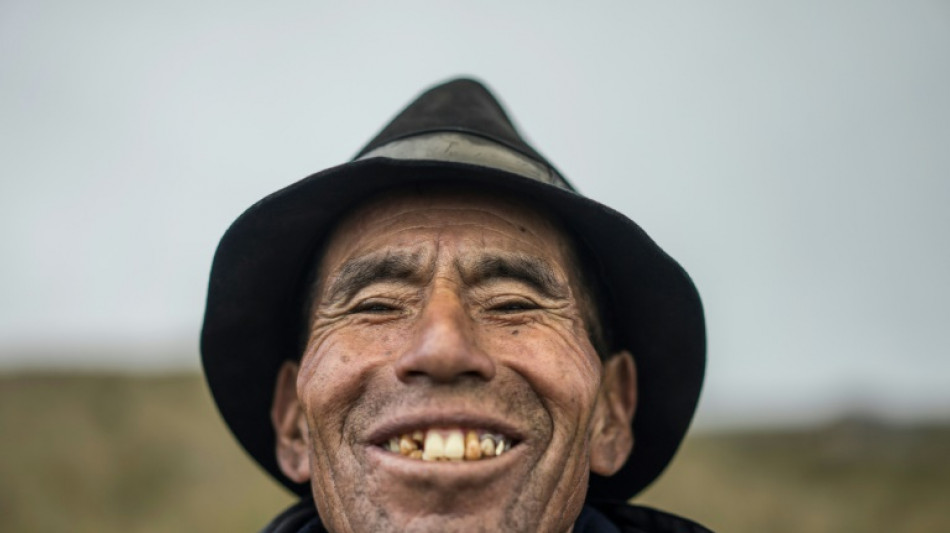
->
[[363, 410, 528, 446], [365, 433, 526, 486], [360, 410, 530, 487]]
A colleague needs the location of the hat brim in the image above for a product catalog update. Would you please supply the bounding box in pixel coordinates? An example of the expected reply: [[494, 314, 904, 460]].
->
[[201, 157, 705, 501]]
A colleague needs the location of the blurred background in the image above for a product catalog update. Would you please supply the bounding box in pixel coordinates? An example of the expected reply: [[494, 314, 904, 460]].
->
[[1, 1, 948, 531]]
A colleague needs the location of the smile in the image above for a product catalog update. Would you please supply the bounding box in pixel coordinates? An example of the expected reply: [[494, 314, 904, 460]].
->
[[381, 428, 516, 461]]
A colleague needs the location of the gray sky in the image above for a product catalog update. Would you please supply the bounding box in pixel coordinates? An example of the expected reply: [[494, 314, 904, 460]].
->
[[2, 1, 948, 426]]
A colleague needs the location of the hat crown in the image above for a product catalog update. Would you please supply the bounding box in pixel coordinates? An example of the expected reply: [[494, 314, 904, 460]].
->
[[356, 78, 556, 174]]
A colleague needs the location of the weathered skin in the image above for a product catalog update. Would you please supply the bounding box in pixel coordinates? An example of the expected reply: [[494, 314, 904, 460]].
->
[[272, 189, 637, 533]]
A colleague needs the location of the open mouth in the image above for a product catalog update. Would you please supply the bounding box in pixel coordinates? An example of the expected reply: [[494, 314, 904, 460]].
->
[[380, 428, 516, 461]]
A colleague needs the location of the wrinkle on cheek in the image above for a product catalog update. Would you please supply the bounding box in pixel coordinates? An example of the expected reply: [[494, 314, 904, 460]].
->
[[301, 318, 339, 361], [527, 313, 600, 372], [298, 344, 356, 441], [300, 328, 400, 443], [500, 331, 600, 429]]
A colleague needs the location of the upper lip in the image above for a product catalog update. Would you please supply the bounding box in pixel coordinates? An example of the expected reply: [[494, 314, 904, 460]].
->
[[363, 409, 527, 446]]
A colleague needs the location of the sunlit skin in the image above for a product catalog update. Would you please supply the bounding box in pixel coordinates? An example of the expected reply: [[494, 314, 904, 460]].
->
[[272, 189, 637, 533]]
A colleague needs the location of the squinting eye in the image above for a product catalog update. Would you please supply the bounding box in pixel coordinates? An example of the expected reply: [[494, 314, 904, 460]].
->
[[490, 300, 538, 313], [352, 301, 398, 313]]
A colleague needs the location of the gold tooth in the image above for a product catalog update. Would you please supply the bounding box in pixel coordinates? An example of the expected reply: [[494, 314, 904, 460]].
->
[[409, 450, 422, 459], [399, 434, 418, 455], [480, 437, 495, 457], [464, 431, 481, 460]]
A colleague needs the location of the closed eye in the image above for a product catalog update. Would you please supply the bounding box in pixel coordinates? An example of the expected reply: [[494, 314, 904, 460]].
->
[[351, 300, 400, 314], [488, 299, 539, 313]]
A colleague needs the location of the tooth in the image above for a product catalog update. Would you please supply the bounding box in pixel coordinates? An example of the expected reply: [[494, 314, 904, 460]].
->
[[422, 431, 445, 461], [388, 437, 400, 453], [399, 434, 418, 455], [409, 450, 423, 459], [412, 430, 425, 443], [444, 430, 465, 460], [495, 438, 506, 456], [480, 437, 495, 457], [465, 431, 481, 460]]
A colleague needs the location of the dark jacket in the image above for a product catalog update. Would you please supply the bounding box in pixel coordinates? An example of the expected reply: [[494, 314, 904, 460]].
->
[[261, 499, 714, 533]]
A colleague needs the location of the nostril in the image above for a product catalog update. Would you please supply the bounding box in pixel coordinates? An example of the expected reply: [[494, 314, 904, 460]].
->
[[397, 368, 428, 382], [394, 351, 496, 384]]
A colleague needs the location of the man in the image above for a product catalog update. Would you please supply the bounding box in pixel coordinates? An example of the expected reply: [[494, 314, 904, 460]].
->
[[201, 78, 710, 532]]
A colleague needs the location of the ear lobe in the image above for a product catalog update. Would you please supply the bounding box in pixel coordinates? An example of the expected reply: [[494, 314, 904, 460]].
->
[[589, 350, 638, 476], [271, 360, 311, 483]]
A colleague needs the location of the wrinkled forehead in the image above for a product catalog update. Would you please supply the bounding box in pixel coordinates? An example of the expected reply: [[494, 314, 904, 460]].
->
[[316, 186, 576, 277]]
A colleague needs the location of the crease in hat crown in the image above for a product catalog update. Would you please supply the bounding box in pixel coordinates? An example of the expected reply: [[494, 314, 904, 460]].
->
[[354, 77, 573, 190], [360, 132, 567, 188]]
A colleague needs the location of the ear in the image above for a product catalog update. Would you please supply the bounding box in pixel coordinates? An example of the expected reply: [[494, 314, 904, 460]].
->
[[271, 360, 311, 483], [589, 350, 638, 476]]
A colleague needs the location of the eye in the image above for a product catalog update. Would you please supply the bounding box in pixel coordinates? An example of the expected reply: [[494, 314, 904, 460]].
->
[[351, 300, 400, 314], [488, 299, 539, 313]]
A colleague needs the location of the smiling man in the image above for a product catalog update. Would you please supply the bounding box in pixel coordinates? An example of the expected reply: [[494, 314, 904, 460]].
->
[[201, 79, 711, 532]]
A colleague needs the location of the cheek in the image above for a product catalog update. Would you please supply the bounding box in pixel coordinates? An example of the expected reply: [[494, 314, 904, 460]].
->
[[298, 322, 409, 437], [485, 321, 602, 423]]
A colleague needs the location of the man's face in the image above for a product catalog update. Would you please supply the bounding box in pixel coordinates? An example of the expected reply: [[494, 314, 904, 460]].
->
[[273, 189, 635, 532]]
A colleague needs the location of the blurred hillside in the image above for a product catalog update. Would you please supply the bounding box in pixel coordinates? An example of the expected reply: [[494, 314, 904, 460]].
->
[[1, 372, 947, 533]]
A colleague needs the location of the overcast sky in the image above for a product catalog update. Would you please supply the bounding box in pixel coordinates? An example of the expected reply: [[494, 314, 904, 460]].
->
[[2, 1, 948, 426]]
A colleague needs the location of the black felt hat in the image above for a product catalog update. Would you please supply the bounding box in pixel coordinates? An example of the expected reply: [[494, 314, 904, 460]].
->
[[201, 78, 705, 502]]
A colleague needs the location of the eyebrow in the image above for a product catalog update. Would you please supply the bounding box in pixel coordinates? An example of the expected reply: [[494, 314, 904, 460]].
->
[[323, 250, 425, 304], [458, 253, 569, 299]]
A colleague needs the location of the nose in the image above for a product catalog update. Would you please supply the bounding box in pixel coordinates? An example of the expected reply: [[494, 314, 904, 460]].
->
[[394, 287, 496, 384]]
